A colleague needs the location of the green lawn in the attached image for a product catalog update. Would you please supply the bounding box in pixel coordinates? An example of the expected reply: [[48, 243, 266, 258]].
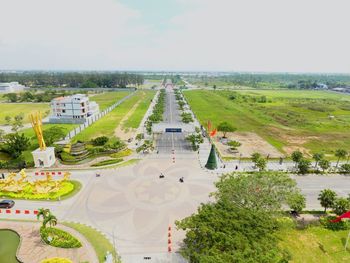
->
[[0, 230, 20, 263], [89, 91, 131, 111], [0, 103, 50, 125], [279, 226, 350, 262], [72, 91, 150, 142], [122, 90, 156, 129], [63, 222, 120, 263], [184, 89, 350, 158]]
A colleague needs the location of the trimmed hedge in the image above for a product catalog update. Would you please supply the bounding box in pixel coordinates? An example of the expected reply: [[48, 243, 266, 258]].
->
[[40, 227, 82, 248], [41, 258, 73, 263], [91, 158, 123, 167], [320, 215, 350, 231]]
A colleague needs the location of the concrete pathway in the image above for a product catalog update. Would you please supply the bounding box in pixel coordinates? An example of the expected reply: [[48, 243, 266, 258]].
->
[[0, 221, 98, 263]]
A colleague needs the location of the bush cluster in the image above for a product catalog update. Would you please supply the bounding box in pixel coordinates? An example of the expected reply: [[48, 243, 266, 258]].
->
[[320, 216, 350, 231], [40, 226, 82, 248], [91, 158, 123, 167], [146, 89, 165, 133]]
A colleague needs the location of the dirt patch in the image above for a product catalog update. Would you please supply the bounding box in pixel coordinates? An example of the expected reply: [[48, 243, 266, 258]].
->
[[267, 126, 317, 156], [114, 99, 141, 141], [214, 132, 283, 158]]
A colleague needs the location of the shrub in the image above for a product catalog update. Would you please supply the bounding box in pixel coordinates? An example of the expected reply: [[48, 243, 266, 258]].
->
[[41, 258, 73, 263], [110, 148, 132, 158], [340, 163, 350, 174], [91, 158, 123, 167], [60, 152, 77, 162], [91, 136, 109, 146], [320, 216, 350, 231], [332, 197, 350, 215], [40, 227, 82, 248]]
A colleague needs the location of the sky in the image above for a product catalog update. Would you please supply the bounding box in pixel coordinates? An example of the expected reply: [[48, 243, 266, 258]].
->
[[0, 0, 349, 73]]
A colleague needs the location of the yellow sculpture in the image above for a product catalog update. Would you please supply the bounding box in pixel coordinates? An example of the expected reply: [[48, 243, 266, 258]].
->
[[30, 112, 46, 151], [0, 170, 68, 195]]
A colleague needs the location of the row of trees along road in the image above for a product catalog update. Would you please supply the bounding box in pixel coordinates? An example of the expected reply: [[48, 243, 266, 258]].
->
[[0, 72, 144, 88]]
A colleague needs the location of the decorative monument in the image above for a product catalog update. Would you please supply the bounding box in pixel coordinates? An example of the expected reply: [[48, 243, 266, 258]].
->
[[205, 121, 218, 170], [30, 112, 56, 167]]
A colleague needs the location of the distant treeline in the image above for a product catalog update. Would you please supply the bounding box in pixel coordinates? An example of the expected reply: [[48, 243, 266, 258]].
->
[[0, 72, 144, 88], [188, 73, 350, 89]]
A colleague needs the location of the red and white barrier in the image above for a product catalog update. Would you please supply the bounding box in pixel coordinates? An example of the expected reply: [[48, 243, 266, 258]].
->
[[0, 209, 38, 215], [168, 225, 172, 252], [34, 171, 63, 176]]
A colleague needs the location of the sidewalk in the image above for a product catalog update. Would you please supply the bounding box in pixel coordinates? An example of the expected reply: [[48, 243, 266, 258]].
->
[[0, 221, 98, 263]]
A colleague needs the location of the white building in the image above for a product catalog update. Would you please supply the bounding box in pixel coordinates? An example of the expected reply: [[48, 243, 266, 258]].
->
[[49, 94, 99, 124], [0, 82, 27, 93]]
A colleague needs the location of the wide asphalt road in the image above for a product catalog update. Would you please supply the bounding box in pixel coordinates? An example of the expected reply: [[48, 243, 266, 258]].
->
[[154, 85, 192, 154]]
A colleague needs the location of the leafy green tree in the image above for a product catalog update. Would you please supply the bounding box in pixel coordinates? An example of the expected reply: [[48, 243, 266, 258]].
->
[[251, 152, 262, 164], [217, 122, 236, 138], [91, 136, 109, 146], [256, 157, 267, 171], [43, 126, 66, 146], [11, 113, 24, 132], [186, 134, 203, 151], [340, 163, 350, 174], [20, 91, 35, 102], [176, 200, 288, 263], [214, 172, 300, 213], [297, 158, 311, 174], [4, 133, 30, 158], [287, 192, 306, 213], [136, 140, 154, 153], [181, 112, 193, 123], [176, 172, 300, 262], [0, 129, 4, 141], [318, 189, 337, 213], [291, 150, 303, 167], [4, 116, 11, 125], [4, 93, 18, 102], [213, 84, 217, 91], [332, 198, 350, 216], [335, 149, 348, 168], [313, 153, 324, 168], [319, 159, 330, 173]]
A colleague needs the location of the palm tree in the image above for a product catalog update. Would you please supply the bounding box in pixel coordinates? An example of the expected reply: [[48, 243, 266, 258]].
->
[[44, 213, 57, 228], [335, 149, 348, 168], [37, 208, 50, 228], [313, 153, 324, 169]]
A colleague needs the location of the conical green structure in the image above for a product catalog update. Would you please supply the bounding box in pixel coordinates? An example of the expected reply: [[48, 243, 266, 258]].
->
[[205, 144, 218, 170]]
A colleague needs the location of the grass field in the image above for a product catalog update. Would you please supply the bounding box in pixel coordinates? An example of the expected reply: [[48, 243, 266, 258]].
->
[[122, 90, 156, 129], [279, 226, 350, 262], [89, 91, 131, 111], [0, 103, 50, 125], [184, 89, 350, 157], [72, 91, 152, 142], [0, 230, 20, 263], [63, 222, 120, 263]]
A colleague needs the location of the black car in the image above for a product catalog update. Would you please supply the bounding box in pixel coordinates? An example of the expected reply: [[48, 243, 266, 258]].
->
[[0, 200, 15, 209]]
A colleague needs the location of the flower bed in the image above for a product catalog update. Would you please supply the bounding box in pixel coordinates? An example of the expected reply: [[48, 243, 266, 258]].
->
[[40, 227, 82, 248], [0, 181, 78, 200]]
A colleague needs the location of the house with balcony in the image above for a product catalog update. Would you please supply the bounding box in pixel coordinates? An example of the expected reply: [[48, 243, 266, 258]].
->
[[49, 94, 99, 124]]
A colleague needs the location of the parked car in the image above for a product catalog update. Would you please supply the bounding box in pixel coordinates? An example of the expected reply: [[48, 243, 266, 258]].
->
[[0, 200, 15, 209]]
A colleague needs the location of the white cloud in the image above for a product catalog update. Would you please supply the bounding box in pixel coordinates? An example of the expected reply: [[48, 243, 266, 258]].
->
[[0, 0, 349, 72]]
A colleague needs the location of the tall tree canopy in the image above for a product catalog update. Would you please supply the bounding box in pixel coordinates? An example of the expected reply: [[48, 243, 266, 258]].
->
[[176, 172, 301, 262]]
